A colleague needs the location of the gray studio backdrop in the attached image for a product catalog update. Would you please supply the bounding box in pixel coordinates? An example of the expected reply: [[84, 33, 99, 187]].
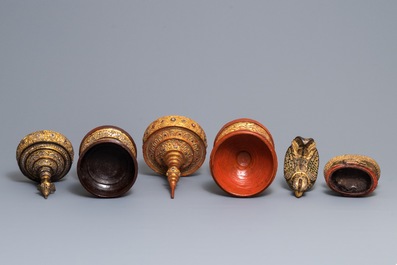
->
[[0, 1, 396, 265]]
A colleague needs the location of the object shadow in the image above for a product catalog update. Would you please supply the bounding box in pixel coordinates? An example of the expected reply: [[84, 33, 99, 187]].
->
[[321, 183, 377, 198], [138, 160, 159, 176], [279, 176, 290, 191], [138, 160, 169, 192], [7, 170, 68, 183], [202, 180, 274, 198], [67, 169, 95, 198], [67, 181, 134, 199], [6, 171, 31, 183], [68, 182, 94, 198]]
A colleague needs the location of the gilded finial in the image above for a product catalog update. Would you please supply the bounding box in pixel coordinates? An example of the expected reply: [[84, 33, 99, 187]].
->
[[16, 130, 74, 199], [166, 166, 181, 199], [143, 115, 207, 199], [284, 136, 319, 198], [37, 172, 56, 199]]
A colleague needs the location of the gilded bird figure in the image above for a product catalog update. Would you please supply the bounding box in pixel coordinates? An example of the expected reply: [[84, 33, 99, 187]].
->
[[284, 136, 319, 198]]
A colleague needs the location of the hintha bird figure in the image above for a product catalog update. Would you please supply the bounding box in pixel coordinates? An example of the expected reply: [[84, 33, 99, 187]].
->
[[284, 136, 319, 198]]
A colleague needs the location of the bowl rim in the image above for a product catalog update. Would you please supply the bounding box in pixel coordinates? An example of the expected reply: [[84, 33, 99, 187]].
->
[[79, 125, 137, 156], [213, 118, 275, 147]]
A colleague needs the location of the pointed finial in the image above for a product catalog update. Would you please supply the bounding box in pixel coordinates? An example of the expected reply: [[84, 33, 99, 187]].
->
[[166, 166, 181, 199], [38, 179, 56, 199]]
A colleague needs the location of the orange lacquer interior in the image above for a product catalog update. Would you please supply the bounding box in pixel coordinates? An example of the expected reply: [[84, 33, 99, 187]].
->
[[211, 133, 277, 197]]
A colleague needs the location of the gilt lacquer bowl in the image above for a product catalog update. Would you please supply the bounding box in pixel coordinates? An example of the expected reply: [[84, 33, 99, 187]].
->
[[77, 126, 138, 197]]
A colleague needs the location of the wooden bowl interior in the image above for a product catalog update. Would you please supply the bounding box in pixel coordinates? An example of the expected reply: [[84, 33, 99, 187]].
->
[[212, 133, 275, 196], [78, 142, 136, 197], [329, 168, 372, 195]]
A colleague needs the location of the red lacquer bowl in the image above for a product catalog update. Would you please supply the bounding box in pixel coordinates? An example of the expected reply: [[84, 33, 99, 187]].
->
[[210, 118, 278, 197]]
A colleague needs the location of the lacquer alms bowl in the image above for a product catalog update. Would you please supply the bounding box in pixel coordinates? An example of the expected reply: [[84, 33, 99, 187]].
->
[[210, 118, 278, 197], [77, 125, 138, 198], [142, 115, 207, 199], [324, 154, 380, 197], [16, 130, 74, 199]]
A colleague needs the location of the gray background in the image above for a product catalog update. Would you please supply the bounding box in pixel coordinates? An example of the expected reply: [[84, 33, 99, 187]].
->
[[0, 1, 396, 264]]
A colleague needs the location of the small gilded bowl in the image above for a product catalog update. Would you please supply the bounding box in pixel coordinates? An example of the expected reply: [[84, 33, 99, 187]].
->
[[77, 126, 138, 198], [210, 118, 278, 197], [324, 154, 380, 197]]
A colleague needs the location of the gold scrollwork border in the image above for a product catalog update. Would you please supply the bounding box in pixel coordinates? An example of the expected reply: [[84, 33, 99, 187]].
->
[[324, 154, 380, 179], [17, 130, 74, 160], [215, 120, 273, 146], [79, 126, 137, 158], [143, 115, 207, 147]]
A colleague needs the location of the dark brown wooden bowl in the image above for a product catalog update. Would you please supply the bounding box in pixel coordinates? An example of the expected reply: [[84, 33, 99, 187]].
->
[[210, 118, 278, 197], [324, 154, 380, 197], [77, 126, 138, 198]]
